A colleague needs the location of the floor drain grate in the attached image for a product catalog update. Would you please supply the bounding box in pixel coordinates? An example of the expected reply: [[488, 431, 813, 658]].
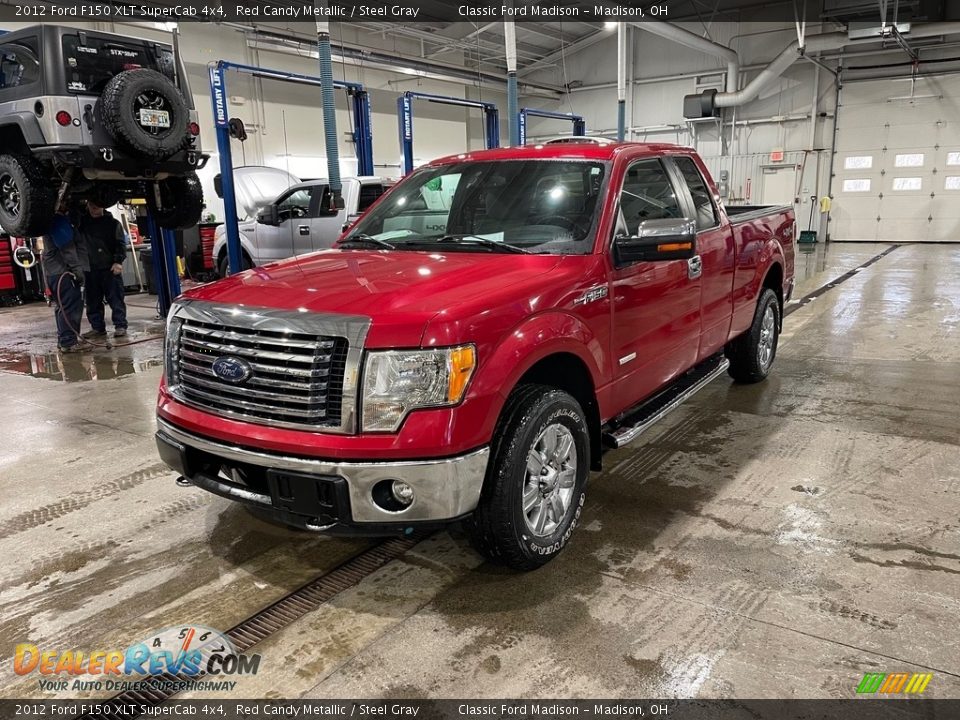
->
[[75, 533, 429, 719]]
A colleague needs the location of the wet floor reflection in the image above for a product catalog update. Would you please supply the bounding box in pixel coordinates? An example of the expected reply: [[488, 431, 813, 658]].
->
[[0, 348, 163, 382]]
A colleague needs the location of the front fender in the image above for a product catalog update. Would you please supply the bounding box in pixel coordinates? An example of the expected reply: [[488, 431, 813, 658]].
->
[[470, 311, 606, 439], [212, 227, 257, 270]]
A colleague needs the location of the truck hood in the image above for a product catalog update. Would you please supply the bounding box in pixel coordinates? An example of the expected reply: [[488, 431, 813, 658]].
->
[[182, 249, 565, 346]]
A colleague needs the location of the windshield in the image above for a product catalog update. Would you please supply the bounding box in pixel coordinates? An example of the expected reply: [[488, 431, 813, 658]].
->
[[345, 160, 607, 254], [62, 35, 175, 94]]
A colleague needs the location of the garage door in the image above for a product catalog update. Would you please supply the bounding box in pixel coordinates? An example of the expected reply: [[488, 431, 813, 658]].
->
[[831, 74, 960, 242]]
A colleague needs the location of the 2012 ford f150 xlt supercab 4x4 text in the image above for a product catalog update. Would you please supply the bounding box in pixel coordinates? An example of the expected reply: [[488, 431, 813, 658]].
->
[[156, 141, 795, 570]]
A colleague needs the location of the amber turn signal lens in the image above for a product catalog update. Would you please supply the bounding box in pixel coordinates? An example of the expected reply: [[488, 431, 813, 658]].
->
[[656, 242, 693, 252], [446, 345, 476, 403]]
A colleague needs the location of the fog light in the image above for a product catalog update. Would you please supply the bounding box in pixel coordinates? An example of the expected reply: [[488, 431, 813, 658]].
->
[[391, 480, 415, 506], [56, 111, 72, 126], [188, 121, 200, 136]]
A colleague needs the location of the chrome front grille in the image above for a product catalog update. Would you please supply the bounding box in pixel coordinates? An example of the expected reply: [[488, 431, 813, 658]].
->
[[167, 301, 369, 433]]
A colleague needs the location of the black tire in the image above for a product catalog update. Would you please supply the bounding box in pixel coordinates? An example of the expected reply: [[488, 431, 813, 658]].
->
[[725, 287, 780, 383], [147, 173, 203, 230], [0, 153, 55, 237], [98, 69, 189, 160], [218, 249, 252, 278], [465, 385, 590, 571]]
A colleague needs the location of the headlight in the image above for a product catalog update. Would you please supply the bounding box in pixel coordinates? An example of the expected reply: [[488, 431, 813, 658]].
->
[[361, 345, 476, 432], [164, 306, 183, 389]]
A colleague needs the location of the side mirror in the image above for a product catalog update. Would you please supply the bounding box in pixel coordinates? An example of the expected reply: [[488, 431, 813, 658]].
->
[[256, 205, 279, 226], [614, 218, 697, 265]]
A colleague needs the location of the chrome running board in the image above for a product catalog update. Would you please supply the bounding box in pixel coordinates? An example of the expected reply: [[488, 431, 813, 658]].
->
[[603, 354, 730, 449]]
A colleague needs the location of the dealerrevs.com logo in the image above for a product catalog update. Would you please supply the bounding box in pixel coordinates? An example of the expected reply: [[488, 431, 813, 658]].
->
[[14, 625, 261, 693], [856, 672, 933, 695]]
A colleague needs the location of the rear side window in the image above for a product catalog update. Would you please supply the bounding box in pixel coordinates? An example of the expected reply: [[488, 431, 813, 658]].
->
[[0, 42, 40, 89], [62, 35, 175, 94], [357, 184, 386, 213], [674, 156, 719, 230], [619, 160, 683, 229]]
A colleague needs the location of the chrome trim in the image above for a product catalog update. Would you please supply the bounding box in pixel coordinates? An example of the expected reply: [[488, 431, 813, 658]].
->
[[687, 255, 703, 279], [168, 299, 370, 434], [157, 419, 490, 524], [609, 358, 730, 448]]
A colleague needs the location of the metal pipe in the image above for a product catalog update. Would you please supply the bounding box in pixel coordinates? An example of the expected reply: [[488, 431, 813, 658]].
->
[[504, 16, 520, 146], [825, 58, 842, 242], [808, 63, 819, 151], [617, 22, 627, 141], [316, 9, 342, 208], [632, 22, 739, 93], [713, 23, 960, 108]]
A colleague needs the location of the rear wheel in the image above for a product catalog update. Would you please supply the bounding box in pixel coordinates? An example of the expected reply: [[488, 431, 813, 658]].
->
[[148, 173, 203, 230], [465, 385, 589, 571], [0, 153, 54, 237], [725, 288, 780, 383]]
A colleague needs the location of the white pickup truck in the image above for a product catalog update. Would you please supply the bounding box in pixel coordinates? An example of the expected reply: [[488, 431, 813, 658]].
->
[[213, 168, 391, 276]]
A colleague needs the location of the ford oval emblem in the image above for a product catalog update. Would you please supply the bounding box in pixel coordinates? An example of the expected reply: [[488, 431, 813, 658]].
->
[[211, 355, 252, 384]]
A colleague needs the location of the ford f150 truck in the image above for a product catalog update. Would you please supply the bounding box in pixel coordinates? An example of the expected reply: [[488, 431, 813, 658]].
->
[[156, 142, 795, 570]]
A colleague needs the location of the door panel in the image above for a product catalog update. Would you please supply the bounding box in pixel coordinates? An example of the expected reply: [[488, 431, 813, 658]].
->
[[671, 156, 736, 359], [611, 159, 702, 411]]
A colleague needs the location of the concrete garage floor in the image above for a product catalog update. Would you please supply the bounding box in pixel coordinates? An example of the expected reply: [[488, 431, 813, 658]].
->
[[0, 242, 958, 700]]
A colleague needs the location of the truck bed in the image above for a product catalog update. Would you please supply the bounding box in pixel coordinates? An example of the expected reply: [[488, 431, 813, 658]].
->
[[725, 204, 794, 224]]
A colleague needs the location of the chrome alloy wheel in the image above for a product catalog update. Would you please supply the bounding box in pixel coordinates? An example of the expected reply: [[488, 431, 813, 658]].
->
[[758, 304, 776, 371], [522, 423, 578, 537], [0, 173, 20, 217]]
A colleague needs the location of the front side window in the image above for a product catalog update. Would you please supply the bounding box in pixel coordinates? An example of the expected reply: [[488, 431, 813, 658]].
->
[[357, 183, 386, 213], [0, 42, 39, 89], [62, 35, 175, 94], [277, 188, 314, 222], [345, 160, 607, 255], [619, 160, 683, 233], [674, 156, 719, 230]]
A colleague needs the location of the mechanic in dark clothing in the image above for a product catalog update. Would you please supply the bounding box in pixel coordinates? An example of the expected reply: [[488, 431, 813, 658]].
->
[[78, 199, 128, 338], [42, 208, 85, 353]]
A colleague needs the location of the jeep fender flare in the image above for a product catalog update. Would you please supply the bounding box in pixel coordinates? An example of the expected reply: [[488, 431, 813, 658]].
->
[[0, 114, 44, 148]]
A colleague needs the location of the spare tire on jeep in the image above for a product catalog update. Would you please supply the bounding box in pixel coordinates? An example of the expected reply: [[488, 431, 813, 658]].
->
[[98, 69, 189, 160], [147, 172, 203, 230], [0, 154, 56, 237]]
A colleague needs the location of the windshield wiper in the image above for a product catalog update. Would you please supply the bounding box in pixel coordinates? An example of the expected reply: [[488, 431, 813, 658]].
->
[[339, 233, 396, 250], [435, 234, 531, 254]]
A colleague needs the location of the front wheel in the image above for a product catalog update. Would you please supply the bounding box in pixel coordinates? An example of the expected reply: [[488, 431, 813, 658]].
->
[[0, 154, 55, 237], [725, 287, 780, 383], [465, 385, 590, 571]]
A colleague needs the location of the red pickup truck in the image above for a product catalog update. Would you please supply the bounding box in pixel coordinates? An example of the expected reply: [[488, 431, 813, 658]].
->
[[156, 141, 794, 570]]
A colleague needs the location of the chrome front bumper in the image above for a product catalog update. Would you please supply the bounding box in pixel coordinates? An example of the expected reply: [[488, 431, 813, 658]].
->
[[156, 419, 489, 527]]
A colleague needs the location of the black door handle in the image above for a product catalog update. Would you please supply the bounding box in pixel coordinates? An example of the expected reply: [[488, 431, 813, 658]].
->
[[298, 225, 310, 236]]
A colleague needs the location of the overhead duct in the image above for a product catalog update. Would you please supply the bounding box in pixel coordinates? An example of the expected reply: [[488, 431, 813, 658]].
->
[[617, 23, 627, 141], [684, 22, 960, 117], [316, 8, 342, 209], [633, 22, 739, 93], [505, 17, 519, 146]]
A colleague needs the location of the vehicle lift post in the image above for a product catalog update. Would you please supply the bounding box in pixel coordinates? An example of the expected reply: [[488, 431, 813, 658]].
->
[[397, 91, 500, 175], [147, 215, 181, 316], [208, 60, 375, 276], [518, 108, 586, 145]]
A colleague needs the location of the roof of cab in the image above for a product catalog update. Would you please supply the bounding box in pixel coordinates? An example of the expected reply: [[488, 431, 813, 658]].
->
[[427, 141, 696, 166]]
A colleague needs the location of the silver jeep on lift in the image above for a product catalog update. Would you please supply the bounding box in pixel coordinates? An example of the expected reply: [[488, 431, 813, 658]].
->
[[0, 25, 208, 237]]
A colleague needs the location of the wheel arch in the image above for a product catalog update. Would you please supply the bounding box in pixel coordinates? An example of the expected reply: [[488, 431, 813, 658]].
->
[[510, 352, 603, 471]]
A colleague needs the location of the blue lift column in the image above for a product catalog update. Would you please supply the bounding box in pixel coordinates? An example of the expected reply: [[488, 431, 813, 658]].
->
[[147, 215, 180, 316], [518, 108, 586, 145], [397, 91, 500, 175], [208, 60, 375, 275]]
